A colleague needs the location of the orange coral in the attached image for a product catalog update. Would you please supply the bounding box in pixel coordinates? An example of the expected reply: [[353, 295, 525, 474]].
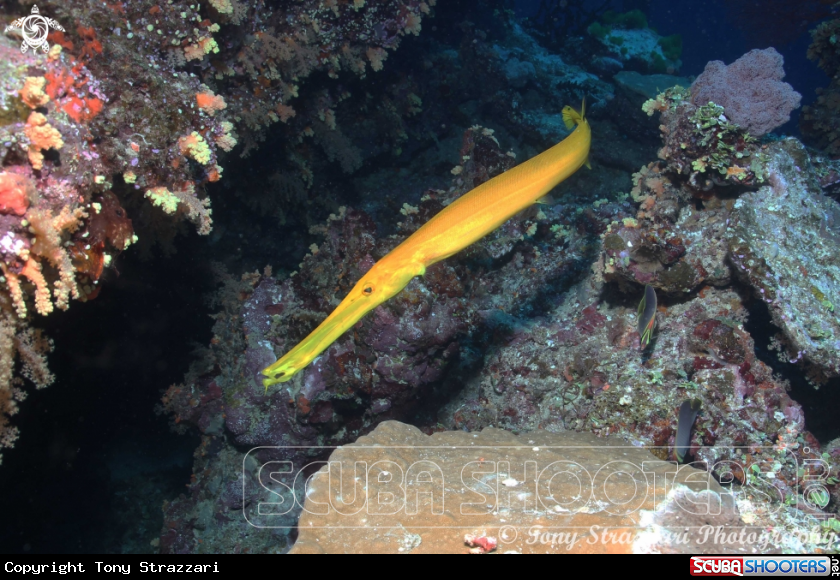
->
[[20, 259, 52, 316], [2, 206, 86, 318], [44, 69, 74, 101], [76, 26, 103, 61], [1, 265, 26, 318], [20, 77, 50, 109], [42, 61, 104, 124], [0, 173, 32, 216], [196, 90, 227, 116], [27, 206, 84, 311], [60, 95, 103, 123], [86, 97, 104, 120], [47, 30, 74, 51], [24, 112, 64, 170], [275, 103, 296, 123]]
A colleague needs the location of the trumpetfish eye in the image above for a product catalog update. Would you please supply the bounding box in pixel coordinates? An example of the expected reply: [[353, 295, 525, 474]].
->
[[363, 285, 374, 295]]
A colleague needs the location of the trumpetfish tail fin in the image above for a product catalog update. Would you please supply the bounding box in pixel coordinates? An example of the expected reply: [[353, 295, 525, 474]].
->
[[562, 97, 587, 130]]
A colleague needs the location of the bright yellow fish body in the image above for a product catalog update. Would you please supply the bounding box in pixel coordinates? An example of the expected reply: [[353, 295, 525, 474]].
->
[[262, 103, 591, 388]]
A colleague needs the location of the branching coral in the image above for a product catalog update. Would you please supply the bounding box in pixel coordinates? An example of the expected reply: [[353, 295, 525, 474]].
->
[[0, 30, 144, 460], [146, 183, 213, 236], [27, 206, 85, 311], [0, 0, 443, 467], [6, 0, 442, 256], [2, 205, 85, 318], [0, 310, 54, 464], [24, 112, 64, 171]]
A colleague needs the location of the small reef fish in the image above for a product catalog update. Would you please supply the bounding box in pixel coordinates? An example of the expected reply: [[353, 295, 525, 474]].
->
[[262, 101, 591, 388], [675, 398, 702, 463], [637, 284, 657, 348]]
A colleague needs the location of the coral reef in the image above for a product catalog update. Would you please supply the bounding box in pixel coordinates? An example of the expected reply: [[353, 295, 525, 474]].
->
[[586, 10, 682, 75], [2, 0, 440, 244], [0, 32, 133, 460], [0, 0, 440, 462], [456, 18, 614, 146], [624, 81, 840, 381], [643, 86, 768, 191], [801, 16, 840, 158], [161, 124, 595, 454], [158, 120, 629, 552], [690, 48, 801, 137], [438, 272, 827, 515], [161, 97, 840, 552], [601, 86, 765, 296], [728, 139, 840, 381], [103, 2, 837, 554]]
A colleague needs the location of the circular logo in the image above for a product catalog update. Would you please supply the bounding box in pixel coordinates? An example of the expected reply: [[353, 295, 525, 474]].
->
[[498, 525, 518, 544], [21, 13, 49, 52], [7, 6, 65, 54]]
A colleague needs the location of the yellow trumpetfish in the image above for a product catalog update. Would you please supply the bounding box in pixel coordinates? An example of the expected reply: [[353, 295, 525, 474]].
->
[[262, 101, 591, 388]]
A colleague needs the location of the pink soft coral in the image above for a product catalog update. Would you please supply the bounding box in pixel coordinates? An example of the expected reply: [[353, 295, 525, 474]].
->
[[690, 48, 801, 136]]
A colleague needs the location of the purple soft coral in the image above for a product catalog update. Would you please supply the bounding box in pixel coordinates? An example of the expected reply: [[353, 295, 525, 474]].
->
[[690, 48, 801, 136]]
